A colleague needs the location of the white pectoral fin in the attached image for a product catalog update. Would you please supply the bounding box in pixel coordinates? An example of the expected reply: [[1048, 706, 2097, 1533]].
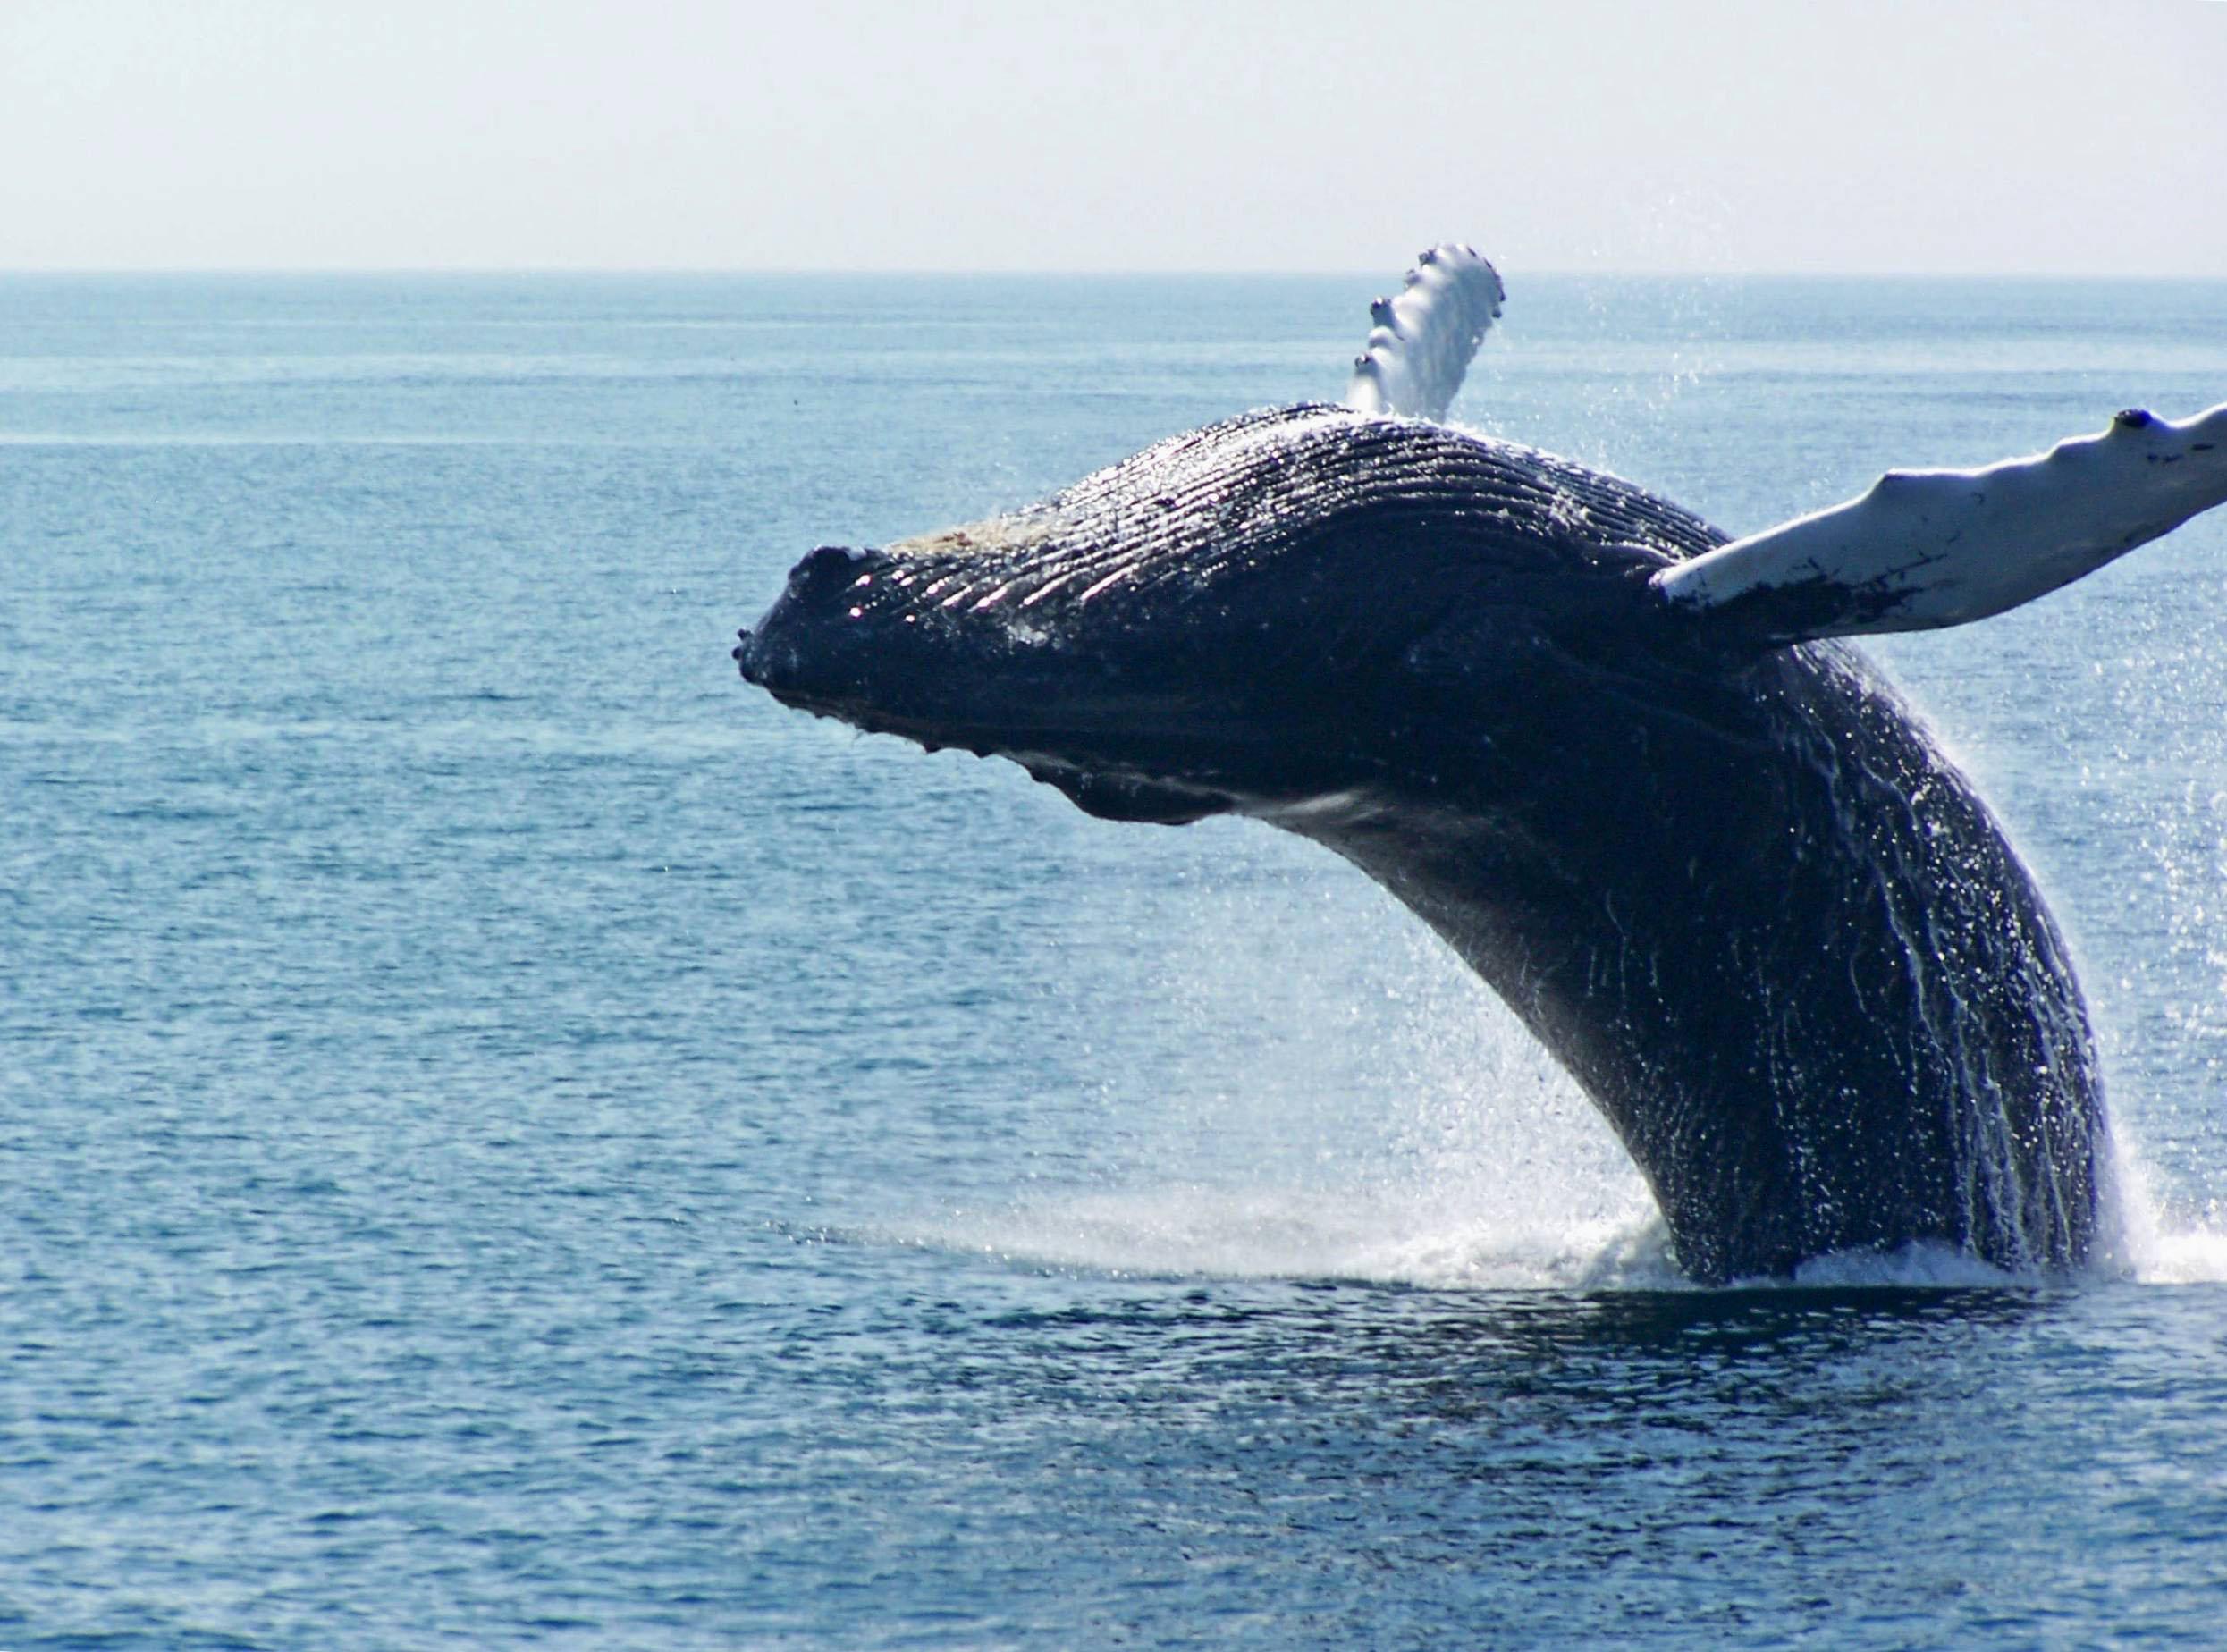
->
[[1652, 402, 2227, 646], [1343, 243, 1506, 422]]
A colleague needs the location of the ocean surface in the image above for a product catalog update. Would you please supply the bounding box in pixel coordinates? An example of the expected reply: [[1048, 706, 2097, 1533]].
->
[[5, 271, 2227, 1647]]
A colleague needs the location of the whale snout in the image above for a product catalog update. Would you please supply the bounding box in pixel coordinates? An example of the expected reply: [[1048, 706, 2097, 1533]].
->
[[730, 626, 763, 681], [733, 544, 899, 700]]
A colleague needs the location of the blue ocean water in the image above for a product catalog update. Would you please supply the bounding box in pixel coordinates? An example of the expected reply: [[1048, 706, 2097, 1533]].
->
[[4, 271, 2227, 1647]]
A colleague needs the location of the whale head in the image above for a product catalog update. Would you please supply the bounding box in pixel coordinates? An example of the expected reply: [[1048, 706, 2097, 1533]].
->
[[736, 406, 1717, 825]]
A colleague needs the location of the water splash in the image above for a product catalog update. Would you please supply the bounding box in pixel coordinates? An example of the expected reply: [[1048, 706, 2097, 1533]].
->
[[2095, 1125, 2227, 1284], [924, 1182, 1676, 1292]]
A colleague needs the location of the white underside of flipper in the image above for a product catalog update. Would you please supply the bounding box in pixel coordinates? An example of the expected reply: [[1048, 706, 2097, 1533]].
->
[[1653, 402, 2227, 645], [1343, 244, 1506, 423]]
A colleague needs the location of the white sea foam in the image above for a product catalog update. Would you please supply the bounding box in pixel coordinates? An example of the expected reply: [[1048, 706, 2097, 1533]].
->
[[2092, 1125, 2227, 1284], [923, 1182, 1678, 1291], [915, 1168, 2227, 1293]]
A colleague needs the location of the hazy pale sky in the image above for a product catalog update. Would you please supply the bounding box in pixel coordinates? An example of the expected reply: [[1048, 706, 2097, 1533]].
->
[[4, 0, 2223, 274]]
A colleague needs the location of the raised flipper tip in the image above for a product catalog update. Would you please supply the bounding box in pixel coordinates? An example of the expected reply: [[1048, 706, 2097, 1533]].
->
[[1655, 400, 2227, 647], [1342, 241, 1506, 422]]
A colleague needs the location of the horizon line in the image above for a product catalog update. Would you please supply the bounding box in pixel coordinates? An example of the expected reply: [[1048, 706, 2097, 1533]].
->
[[2, 265, 2222, 282]]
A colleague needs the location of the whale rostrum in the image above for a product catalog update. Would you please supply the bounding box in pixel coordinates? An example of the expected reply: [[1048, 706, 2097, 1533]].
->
[[734, 245, 2227, 1282]]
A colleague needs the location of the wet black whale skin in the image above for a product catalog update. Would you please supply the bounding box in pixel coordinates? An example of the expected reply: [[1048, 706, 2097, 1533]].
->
[[738, 406, 2102, 1283]]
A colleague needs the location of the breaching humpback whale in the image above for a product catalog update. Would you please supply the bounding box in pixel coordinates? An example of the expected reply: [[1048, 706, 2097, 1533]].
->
[[734, 247, 2227, 1283]]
